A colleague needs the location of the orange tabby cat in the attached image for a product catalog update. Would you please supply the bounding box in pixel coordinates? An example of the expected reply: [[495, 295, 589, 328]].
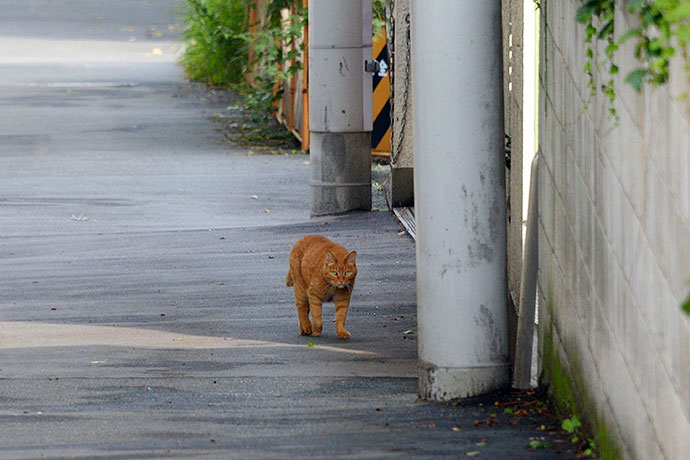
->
[[286, 235, 357, 338]]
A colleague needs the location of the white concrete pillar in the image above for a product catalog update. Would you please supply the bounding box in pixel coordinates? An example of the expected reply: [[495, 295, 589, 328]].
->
[[308, 0, 373, 216], [411, 0, 510, 400]]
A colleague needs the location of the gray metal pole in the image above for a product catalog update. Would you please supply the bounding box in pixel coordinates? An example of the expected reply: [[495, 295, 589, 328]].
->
[[412, 0, 510, 400], [513, 153, 539, 390], [308, 0, 373, 216]]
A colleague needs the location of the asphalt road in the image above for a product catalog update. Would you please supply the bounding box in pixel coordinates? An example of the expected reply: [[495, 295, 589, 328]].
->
[[0, 2, 576, 459]]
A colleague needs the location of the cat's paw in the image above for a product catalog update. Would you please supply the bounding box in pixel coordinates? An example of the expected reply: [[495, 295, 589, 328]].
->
[[299, 322, 313, 335], [337, 330, 350, 339], [312, 327, 322, 337]]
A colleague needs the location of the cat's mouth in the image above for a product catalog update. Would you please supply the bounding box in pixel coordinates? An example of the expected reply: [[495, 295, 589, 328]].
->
[[334, 282, 352, 292]]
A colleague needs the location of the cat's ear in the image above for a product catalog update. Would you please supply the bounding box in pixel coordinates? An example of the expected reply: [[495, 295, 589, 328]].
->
[[346, 251, 357, 265], [325, 251, 335, 264]]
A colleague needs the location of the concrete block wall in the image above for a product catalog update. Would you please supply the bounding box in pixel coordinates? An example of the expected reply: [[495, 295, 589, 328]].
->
[[390, 0, 415, 207], [538, 1, 690, 459]]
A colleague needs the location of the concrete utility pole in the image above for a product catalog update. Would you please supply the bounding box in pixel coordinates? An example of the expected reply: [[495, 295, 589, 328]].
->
[[308, 0, 373, 216], [412, 1, 510, 400]]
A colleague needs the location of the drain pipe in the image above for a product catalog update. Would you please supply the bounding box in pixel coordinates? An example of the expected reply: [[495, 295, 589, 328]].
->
[[412, 0, 510, 400], [308, 0, 373, 216], [512, 152, 539, 389]]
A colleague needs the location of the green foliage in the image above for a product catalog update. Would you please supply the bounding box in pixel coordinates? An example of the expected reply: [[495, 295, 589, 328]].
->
[[561, 415, 582, 433], [561, 415, 598, 457], [622, 0, 690, 90], [238, 5, 307, 114], [373, 0, 386, 37], [181, 0, 306, 117], [527, 440, 551, 449], [181, 0, 249, 86], [575, 0, 690, 113], [682, 280, 690, 315], [182, 0, 387, 119]]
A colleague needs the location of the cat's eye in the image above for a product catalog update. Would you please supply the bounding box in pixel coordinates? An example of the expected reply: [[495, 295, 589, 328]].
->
[[331, 271, 338, 276], [345, 271, 352, 275]]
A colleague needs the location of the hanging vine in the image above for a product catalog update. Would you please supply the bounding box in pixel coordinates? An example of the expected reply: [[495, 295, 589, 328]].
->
[[576, 0, 690, 113]]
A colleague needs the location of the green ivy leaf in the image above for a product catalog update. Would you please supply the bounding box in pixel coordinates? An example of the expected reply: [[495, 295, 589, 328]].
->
[[576, 3, 597, 23], [625, 69, 648, 92], [561, 416, 581, 433], [605, 42, 619, 57], [627, 0, 645, 13], [619, 27, 642, 43], [666, 3, 690, 22], [598, 20, 614, 39]]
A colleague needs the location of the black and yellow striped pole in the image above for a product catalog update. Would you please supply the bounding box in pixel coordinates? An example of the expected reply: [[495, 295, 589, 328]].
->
[[371, 33, 391, 156]]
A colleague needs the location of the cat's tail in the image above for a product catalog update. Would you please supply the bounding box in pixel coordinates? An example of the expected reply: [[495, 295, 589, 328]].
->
[[285, 269, 294, 287]]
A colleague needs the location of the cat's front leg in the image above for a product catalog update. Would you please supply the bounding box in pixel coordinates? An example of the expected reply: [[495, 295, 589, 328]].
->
[[307, 291, 323, 337], [294, 285, 312, 335], [334, 297, 351, 338]]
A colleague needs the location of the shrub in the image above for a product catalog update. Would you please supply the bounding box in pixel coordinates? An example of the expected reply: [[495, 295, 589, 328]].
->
[[180, 0, 249, 86]]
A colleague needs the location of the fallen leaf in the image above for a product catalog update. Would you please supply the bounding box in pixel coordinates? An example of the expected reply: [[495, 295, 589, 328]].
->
[[475, 440, 487, 446], [307, 338, 315, 348], [152, 48, 163, 55], [320, 222, 328, 226], [451, 425, 462, 432], [223, 337, 233, 340], [251, 195, 258, 199], [427, 422, 436, 428], [71, 213, 89, 221], [50, 306, 57, 311], [466, 452, 481, 457], [527, 440, 550, 449], [173, 337, 184, 341], [264, 209, 271, 214], [397, 231, 406, 236], [90, 360, 105, 364], [474, 418, 499, 427]]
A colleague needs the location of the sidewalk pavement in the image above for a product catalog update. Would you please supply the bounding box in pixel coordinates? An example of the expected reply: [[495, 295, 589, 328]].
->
[[0, 1, 578, 458]]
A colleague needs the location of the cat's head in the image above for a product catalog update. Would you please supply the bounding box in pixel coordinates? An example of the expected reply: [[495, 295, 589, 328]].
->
[[323, 251, 357, 289]]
